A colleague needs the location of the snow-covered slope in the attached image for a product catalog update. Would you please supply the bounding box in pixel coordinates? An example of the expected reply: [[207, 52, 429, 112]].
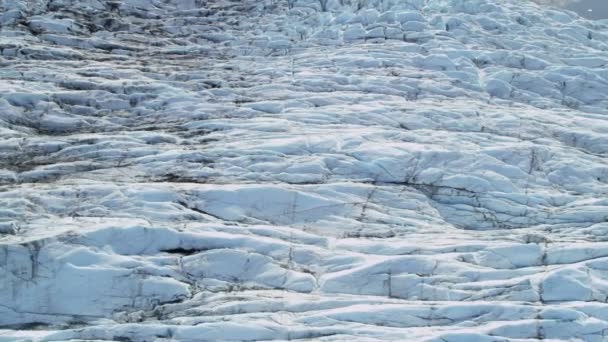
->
[[2, 0, 608, 341]]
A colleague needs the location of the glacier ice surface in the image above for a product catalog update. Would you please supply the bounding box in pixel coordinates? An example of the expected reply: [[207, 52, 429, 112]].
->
[[2, 0, 608, 341]]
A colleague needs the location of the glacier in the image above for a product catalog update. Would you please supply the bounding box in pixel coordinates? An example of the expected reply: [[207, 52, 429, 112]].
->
[[1, 0, 608, 341]]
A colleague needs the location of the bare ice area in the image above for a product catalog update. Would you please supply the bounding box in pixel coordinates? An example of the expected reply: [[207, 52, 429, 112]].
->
[[1, 0, 608, 341], [535, 0, 608, 20]]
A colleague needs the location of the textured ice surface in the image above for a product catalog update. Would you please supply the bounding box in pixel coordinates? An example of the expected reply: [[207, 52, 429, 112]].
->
[[1, 0, 608, 341]]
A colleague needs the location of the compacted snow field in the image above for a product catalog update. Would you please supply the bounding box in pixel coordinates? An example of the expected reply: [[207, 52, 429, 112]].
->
[[1, 0, 608, 341]]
